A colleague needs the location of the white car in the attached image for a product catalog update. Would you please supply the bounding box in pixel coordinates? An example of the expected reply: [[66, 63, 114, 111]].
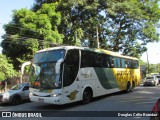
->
[[154, 75, 160, 84], [143, 76, 159, 86]]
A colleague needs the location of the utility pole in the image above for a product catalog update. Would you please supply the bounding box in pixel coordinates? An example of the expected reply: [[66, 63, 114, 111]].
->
[[96, 25, 99, 49], [146, 51, 149, 75]]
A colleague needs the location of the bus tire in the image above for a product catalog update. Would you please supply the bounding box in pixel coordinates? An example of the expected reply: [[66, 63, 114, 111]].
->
[[130, 81, 135, 92], [126, 82, 131, 93], [82, 88, 92, 104]]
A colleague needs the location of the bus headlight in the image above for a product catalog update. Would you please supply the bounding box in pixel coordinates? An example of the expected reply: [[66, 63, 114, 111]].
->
[[50, 93, 61, 97], [29, 92, 33, 96]]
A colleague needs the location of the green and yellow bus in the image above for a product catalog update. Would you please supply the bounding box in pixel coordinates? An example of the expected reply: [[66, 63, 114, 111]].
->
[[29, 46, 141, 104]]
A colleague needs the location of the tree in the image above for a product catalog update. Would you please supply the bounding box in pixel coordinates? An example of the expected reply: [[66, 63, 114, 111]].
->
[[1, 3, 63, 70], [32, 0, 160, 58], [1, 0, 160, 70], [101, 0, 160, 57], [0, 54, 17, 81]]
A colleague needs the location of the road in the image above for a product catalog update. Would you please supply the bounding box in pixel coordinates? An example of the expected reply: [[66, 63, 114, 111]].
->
[[0, 84, 159, 120]]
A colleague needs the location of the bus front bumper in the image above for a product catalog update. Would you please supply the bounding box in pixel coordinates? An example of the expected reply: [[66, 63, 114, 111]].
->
[[29, 93, 63, 105]]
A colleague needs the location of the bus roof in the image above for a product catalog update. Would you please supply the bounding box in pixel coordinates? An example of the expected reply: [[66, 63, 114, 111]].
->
[[36, 46, 138, 60], [96, 49, 138, 60]]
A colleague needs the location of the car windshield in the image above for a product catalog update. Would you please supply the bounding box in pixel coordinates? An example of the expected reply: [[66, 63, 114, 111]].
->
[[156, 76, 160, 78], [11, 83, 26, 90], [146, 77, 154, 79], [29, 49, 65, 90]]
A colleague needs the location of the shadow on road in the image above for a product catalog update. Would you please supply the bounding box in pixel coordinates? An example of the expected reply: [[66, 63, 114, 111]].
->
[[0, 99, 31, 106], [32, 91, 126, 110]]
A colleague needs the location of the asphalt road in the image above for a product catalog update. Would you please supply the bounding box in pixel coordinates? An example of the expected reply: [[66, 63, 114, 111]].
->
[[0, 84, 159, 120]]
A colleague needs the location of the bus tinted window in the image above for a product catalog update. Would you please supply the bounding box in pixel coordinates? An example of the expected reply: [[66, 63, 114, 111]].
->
[[65, 50, 79, 67], [103, 54, 112, 68], [132, 60, 139, 69], [125, 59, 139, 69], [81, 50, 94, 67], [94, 53, 103, 67], [121, 59, 126, 68], [114, 57, 121, 68], [63, 49, 79, 87], [81, 50, 139, 69]]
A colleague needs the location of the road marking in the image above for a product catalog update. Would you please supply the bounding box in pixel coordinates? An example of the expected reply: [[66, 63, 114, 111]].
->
[[135, 101, 155, 104], [107, 96, 157, 104], [107, 97, 155, 101], [133, 117, 142, 119]]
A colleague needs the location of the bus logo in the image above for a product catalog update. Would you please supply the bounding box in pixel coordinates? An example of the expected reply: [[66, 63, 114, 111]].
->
[[81, 73, 92, 78], [67, 90, 78, 100]]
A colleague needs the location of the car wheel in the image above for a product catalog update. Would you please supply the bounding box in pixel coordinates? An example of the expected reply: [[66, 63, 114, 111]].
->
[[82, 88, 92, 104], [11, 96, 21, 105]]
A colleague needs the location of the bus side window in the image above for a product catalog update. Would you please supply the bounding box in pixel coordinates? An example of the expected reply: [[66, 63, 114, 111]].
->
[[81, 50, 94, 67], [121, 59, 125, 68], [103, 54, 110, 68], [130, 60, 134, 68], [127, 60, 132, 68], [65, 50, 79, 67], [133, 60, 138, 69], [125, 59, 128, 68], [110, 57, 114, 68]]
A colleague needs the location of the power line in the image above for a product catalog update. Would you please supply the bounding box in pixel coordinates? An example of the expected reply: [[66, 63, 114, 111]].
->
[[0, 22, 63, 45], [0, 22, 40, 36], [0, 23, 86, 47], [0, 35, 66, 47]]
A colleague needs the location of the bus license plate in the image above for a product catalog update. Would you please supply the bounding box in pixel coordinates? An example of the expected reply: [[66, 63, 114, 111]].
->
[[38, 98, 44, 102]]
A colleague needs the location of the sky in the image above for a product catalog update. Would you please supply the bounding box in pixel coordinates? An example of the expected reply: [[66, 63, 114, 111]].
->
[[0, 0, 34, 52], [0, 0, 160, 64]]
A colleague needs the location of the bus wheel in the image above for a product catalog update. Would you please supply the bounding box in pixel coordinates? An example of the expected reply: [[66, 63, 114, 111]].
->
[[130, 81, 135, 92], [82, 88, 92, 104], [126, 82, 131, 93]]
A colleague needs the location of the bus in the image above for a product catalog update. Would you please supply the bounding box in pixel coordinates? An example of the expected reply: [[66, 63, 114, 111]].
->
[[29, 46, 141, 105]]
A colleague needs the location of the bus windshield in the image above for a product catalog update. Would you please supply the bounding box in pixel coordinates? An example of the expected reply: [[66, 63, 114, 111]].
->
[[30, 49, 65, 90]]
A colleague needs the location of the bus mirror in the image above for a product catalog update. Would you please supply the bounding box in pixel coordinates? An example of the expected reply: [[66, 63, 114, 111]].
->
[[35, 66, 41, 76], [63, 59, 66, 64]]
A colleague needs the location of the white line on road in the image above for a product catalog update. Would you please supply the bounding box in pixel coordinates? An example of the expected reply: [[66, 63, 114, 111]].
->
[[135, 101, 155, 104]]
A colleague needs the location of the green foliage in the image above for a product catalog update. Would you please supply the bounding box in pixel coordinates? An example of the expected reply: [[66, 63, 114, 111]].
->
[[139, 59, 160, 74], [0, 54, 17, 81], [1, 0, 160, 71], [57, 0, 160, 57], [139, 60, 147, 66], [0, 72, 5, 81], [1, 3, 63, 70]]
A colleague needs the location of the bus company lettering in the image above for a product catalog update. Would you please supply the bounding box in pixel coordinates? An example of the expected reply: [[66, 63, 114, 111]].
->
[[81, 73, 92, 78], [116, 70, 131, 76]]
